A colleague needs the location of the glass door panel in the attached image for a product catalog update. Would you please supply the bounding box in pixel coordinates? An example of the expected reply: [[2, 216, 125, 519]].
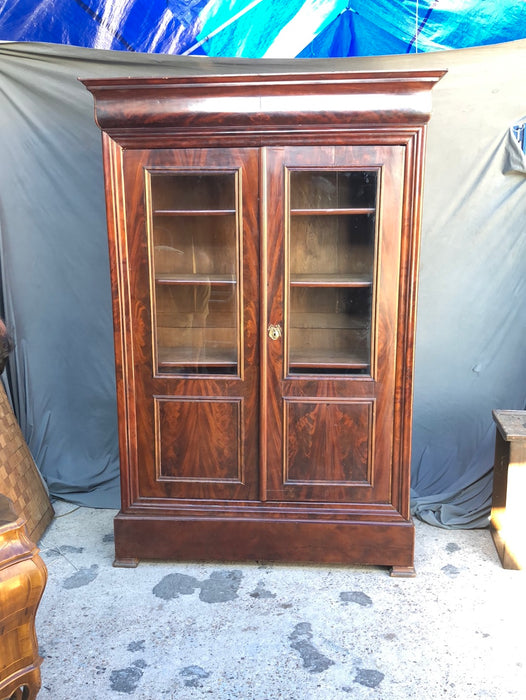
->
[[288, 169, 378, 375], [149, 171, 239, 374], [289, 287, 371, 371], [290, 170, 378, 209], [152, 172, 236, 210]]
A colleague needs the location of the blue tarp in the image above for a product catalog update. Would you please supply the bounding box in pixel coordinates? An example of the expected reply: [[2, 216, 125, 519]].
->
[[1, 0, 525, 57]]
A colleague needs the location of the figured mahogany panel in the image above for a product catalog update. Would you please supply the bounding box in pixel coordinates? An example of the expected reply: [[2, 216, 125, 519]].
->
[[284, 399, 373, 488], [155, 397, 242, 484]]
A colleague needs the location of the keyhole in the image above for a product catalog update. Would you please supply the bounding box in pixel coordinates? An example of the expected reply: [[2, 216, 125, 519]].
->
[[268, 324, 282, 341]]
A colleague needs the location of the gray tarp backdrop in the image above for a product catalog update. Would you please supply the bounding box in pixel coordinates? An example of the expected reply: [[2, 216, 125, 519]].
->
[[0, 40, 525, 525]]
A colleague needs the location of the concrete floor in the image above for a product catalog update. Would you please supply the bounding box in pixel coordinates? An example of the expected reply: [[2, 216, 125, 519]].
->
[[34, 502, 525, 699]]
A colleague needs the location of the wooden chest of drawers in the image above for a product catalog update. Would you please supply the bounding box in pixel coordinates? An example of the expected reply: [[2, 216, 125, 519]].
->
[[0, 495, 47, 700]]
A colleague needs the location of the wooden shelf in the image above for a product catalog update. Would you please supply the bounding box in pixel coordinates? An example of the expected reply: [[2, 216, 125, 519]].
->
[[290, 348, 369, 369], [291, 312, 368, 330], [290, 274, 372, 287], [154, 209, 236, 216], [155, 273, 236, 285], [291, 208, 376, 216]]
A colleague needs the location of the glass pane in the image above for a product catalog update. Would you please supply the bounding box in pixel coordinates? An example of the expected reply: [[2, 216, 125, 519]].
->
[[288, 169, 377, 375], [153, 215, 236, 279], [152, 173, 235, 210], [290, 214, 375, 279], [156, 282, 237, 371], [150, 171, 239, 374], [289, 288, 371, 373], [290, 170, 377, 210]]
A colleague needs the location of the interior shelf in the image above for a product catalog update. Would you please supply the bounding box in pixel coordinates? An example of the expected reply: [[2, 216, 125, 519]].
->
[[291, 208, 376, 216], [154, 209, 236, 216], [290, 312, 369, 330], [289, 348, 369, 370], [155, 273, 236, 284], [290, 274, 372, 287]]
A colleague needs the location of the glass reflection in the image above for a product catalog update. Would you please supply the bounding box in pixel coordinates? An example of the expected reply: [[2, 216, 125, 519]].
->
[[150, 172, 238, 374], [288, 170, 378, 375]]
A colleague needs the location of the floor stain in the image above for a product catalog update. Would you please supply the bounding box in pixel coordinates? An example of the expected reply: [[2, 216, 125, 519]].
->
[[250, 581, 277, 599], [289, 622, 335, 674], [199, 570, 242, 603], [62, 564, 99, 589], [153, 570, 242, 603], [441, 563, 460, 576], [109, 660, 146, 694], [339, 591, 373, 607], [58, 545, 85, 554], [180, 665, 211, 688], [355, 668, 384, 688], [152, 572, 200, 600]]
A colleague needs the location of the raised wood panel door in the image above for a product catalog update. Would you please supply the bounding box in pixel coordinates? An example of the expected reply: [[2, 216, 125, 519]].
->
[[264, 145, 405, 504], [121, 147, 260, 502]]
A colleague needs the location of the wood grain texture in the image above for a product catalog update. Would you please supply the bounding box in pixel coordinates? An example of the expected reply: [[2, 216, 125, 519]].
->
[[490, 412, 526, 569], [81, 71, 445, 136], [119, 148, 260, 503], [155, 397, 242, 483], [0, 496, 47, 700], [84, 70, 444, 570], [285, 399, 373, 487], [114, 510, 415, 569], [264, 145, 403, 507]]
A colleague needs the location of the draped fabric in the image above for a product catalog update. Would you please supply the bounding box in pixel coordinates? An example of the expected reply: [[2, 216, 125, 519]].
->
[[0, 40, 525, 523]]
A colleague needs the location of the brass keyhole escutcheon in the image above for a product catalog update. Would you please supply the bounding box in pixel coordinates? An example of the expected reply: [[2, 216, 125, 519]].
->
[[268, 324, 282, 341]]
